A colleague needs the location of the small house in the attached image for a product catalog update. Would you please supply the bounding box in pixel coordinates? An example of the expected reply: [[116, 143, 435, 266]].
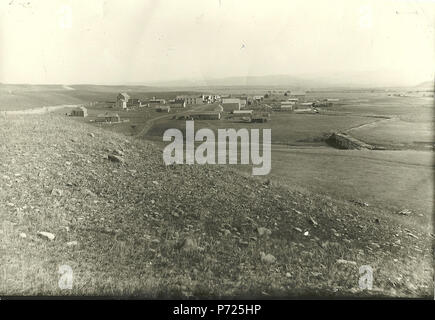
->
[[155, 106, 171, 113], [70, 106, 88, 117], [170, 100, 186, 108], [221, 98, 241, 112], [96, 112, 121, 123], [188, 112, 221, 120]]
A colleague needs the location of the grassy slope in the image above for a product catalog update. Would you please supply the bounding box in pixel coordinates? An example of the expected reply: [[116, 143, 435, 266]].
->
[[0, 84, 203, 111], [0, 114, 433, 298]]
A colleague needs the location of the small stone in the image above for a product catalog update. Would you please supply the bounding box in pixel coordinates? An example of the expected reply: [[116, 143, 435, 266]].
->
[[239, 240, 249, 246], [398, 209, 412, 216], [260, 252, 276, 264], [108, 154, 124, 163], [180, 238, 198, 251], [336, 259, 357, 266], [152, 181, 159, 185], [309, 217, 318, 227], [81, 188, 96, 197], [51, 188, 63, 196], [294, 227, 302, 233], [257, 227, 272, 237], [407, 232, 419, 239], [303, 231, 309, 236], [19, 232, 27, 238], [113, 149, 124, 156], [371, 242, 381, 249], [88, 133, 95, 138], [37, 231, 55, 241], [66, 241, 78, 246]]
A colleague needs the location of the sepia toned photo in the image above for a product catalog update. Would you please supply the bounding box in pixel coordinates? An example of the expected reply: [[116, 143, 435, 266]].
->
[[0, 0, 434, 300]]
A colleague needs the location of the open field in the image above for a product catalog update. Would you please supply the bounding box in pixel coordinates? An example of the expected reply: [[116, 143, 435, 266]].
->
[[236, 147, 433, 232], [145, 113, 376, 146]]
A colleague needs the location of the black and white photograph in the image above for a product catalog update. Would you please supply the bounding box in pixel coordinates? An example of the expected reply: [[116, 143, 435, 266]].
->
[[0, 0, 434, 303]]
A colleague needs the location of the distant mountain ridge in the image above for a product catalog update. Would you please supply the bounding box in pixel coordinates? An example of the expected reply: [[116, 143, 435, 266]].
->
[[149, 72, 431, 89]]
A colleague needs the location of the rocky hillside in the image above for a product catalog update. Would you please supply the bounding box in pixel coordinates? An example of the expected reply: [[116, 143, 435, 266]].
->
[[0, 113, 433, 297]]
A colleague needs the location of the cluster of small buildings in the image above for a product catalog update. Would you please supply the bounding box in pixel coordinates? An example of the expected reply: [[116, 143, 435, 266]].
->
[[103, 90, 338, 122]]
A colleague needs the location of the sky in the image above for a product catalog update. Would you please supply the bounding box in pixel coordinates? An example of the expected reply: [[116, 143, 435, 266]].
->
[[0, 0, 434, 86]]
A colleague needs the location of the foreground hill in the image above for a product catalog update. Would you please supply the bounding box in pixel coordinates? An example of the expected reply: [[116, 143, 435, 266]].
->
[[0, 113, 432, 297]]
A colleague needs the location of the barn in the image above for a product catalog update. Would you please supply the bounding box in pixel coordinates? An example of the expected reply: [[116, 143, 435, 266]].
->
[[70, 106, 88, 117], [221, 98, 241, 112], [127, 98, 142, 108], [155, 106, 171, 113], [96, 112, 121, 123]]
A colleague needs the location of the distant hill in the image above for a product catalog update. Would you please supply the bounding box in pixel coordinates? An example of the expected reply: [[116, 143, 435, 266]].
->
[[149, 71, 425, 89], [415, 80, 434, 89]]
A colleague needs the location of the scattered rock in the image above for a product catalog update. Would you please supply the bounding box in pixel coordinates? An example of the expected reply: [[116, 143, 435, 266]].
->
[[239, 240, 249, 246], [336, 259, 357, 266], [309, 217, 318, 227], [257, 227, 272, 237], [152, 180, 159, 185], [294, 227, 303, 233], [108, 154, 124, 163], [398, 209, 412, 216], [180, 238, 198, 251], [171, 207, 184, 217], [171, 210, 180, 217], [351, 200, 369, 207], [406, 232, 419, 239], [37, 231, 55, 241], [113, 149, 125, 156], [260, 252, 276, 264], [51, 188, 63, 196], [66, 241, 78, 246], [81, 188, 96, 197], [88, 133, 95, 138], [19, 232, 27, 238], [370, 242, 381, 249]]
